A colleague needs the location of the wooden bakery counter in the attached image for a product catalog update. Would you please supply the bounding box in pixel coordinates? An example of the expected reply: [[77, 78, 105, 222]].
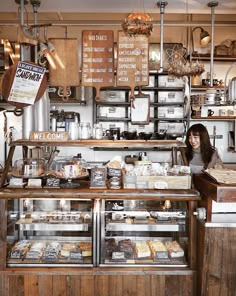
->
[[192, 174, 236, 296], [0, 186, 200, 296]]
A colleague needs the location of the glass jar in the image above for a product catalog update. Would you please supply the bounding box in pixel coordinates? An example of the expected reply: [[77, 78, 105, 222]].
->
[[80, 122, 91, 139], [93, 123, 103, 139]]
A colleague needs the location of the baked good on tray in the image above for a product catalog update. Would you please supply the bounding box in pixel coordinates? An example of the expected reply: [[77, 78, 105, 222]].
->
[[10, 240, 31, 259], [135, 241, 151, 258], [148, 240, 168, 259], [118, 239, 134, 259], [105, 238, 117, 258], [165, 240, 184, 258], [80, 241, 92, 257]]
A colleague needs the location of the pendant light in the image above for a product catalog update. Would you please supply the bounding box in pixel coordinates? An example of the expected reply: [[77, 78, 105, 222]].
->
[[157, 1, 168, 73], [122, 0, 153, 37], [208, 1, 218, 87]]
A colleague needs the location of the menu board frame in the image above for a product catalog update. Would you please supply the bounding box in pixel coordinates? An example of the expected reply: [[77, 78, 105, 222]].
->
[[81, 30, 115, 99], [116, 31, 149, 99]]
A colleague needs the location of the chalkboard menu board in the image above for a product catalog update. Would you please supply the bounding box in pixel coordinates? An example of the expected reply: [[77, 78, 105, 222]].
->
[[81, 30, 114, 99], [90, 166, 107, 189], [116, 31, 149, 99]]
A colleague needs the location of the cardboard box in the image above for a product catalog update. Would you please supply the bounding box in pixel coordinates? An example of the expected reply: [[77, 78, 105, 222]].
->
[[136, 175, 191, 189]]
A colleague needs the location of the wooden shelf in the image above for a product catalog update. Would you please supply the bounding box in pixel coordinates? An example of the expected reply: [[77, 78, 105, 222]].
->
[[191, 116, 236, 120], [192, 54, 236, 61]]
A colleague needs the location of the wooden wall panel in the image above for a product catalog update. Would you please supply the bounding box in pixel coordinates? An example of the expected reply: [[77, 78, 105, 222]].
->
[[80, 275, 94, 296], [107, 274, 123, 296], [150, 275, 165, 296], [66, 275, 81, 296], [136, 275, 151, 296], [95, 275, 109, 296], [165, 275, 194, 296], [52, 275, 67, 296], [0, 274, 8, 296], [38, 275, 53, 296], [24, 275, 39, 296], [0, 271, 195, 296], [199, 227, 236, 296], [0, 199, 7, 271], [8, 275, 24, 296], [122, 275, 137, 296]]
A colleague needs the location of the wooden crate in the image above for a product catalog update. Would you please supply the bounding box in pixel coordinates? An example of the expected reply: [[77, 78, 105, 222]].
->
[[136, 175, 191, 189]]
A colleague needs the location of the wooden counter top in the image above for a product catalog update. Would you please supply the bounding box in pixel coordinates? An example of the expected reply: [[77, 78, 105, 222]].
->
[[10, 139, 186, 148], [193, 174, 236, 203], [0, 183, 200, 200]]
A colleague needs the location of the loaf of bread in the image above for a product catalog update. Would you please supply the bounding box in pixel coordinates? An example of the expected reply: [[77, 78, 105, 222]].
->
[[148, 240, 168, 259], [149, 240, 167, 252], [135, 241, 151, 258], [165, 240, 184, 258]]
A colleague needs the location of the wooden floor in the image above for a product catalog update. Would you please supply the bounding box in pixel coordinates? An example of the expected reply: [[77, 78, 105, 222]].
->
[[0, 270, 196, 296]]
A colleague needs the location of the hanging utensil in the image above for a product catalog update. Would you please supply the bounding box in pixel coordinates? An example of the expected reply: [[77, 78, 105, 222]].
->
[[48, 38, 80, 102]]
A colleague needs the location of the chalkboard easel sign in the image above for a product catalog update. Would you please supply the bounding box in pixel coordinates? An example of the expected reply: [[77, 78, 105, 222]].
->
[[90, 167, 107, 189]]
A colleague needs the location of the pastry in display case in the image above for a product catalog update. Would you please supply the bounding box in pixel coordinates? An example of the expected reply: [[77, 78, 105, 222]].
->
[[100, 199, 188, 266], [6, 198, 94, 267]]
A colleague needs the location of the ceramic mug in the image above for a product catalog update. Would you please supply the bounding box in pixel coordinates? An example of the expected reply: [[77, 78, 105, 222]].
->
[[208, 109, 214, 116], [219, 109, 227, 116]]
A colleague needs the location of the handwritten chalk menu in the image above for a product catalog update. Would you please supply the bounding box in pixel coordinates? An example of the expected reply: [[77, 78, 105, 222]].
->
[[90, 166, 107, 189], [116, 31, 149, 99], [82, 30, 114, 99], [8, 61, 46, 105]]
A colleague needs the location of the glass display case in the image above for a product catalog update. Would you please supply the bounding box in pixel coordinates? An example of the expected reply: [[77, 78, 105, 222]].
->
[[99, 199, 189, 267], [6, 198, 94, 267]]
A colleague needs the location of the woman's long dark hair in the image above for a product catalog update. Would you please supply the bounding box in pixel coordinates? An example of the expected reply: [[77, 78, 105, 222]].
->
[[185, 123, 214, 167]]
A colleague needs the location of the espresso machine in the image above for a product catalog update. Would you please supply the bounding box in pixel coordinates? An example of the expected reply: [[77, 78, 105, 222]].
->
[[50, 109, 80, 132]]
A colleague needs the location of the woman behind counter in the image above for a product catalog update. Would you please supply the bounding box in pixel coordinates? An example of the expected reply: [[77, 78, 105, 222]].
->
[[184, 123, 223, 174]]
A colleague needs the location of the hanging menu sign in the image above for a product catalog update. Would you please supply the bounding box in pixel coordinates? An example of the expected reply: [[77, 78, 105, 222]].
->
[[81, 30, 114, 99], [116, 31, 149, 99], [8, 61, 46, 105]]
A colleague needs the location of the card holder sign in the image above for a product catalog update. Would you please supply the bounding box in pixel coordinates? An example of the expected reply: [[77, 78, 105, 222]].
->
[[90, 167, 107, 188]]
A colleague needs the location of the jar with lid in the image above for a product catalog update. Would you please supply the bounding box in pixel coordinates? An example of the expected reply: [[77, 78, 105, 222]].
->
[[79, 122, 91, 139], [93, 123, 103, 139], [109, 176, 121, 189]]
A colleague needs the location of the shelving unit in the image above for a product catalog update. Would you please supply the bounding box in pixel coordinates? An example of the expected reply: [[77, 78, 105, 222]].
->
[[94, 72, 189, 137]]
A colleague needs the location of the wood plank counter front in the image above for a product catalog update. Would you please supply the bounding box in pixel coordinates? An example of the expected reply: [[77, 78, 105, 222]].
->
[[193, 174, 236, 296]]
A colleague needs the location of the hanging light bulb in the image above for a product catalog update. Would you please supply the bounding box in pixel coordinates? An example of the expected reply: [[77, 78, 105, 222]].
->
[[39, 42, 57, 69], [47, 42, 65, 69]]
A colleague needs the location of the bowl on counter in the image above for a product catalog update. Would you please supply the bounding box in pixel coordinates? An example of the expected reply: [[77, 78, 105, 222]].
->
[[166, 133, 183, 140], [153, 130, 167, 140], [139, 132, 153, 140], [122, 130, 137, 140], [125, 155, 139, 164]]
